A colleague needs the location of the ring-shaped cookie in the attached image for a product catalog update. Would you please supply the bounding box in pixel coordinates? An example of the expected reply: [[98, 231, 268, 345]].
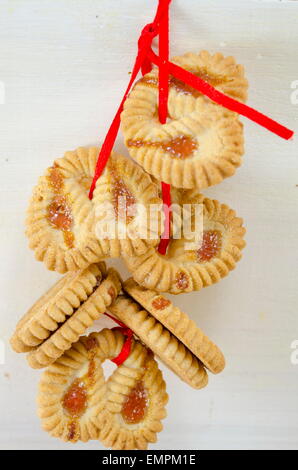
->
[[38, 329, 168, 449], [122, 193, 246, 294], [168, 50, 248, 117], [26, 147, 104, 273], [25, 268, 121, 369], [121, 51, 247, 189], [26, 147, 161, 273], [83, 151, 163, 259]]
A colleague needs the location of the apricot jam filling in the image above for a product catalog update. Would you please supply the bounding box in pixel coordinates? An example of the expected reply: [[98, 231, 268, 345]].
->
[[169, 68, 228, 97], [137, 68, 228, 97], [62, 339, 98, 440], [175, 271, 190, 290], [110, 168, 136, 223], [127, 135, 197, 160], [47, 196, 72, 231], [47, 165, 64, 193], [197, 230, 222, 262], [46, 166, 74, 248], [121, 381, 149, 425], [62, 379, 88, 418], [152, 297, 171, 310]]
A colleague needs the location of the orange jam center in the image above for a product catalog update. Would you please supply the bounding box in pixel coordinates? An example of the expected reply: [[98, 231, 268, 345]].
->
[[197, 230, 222, 262], [137, 75, 158, 88], [121, 381, 148, 425], [62, 379, 87, 418], [110, 169, 136, 222], [175, 271, 190, 290], [169, 69, 227, 97], [137, 68, 228, 98], [127, 135, 197, 159], [152, 297, 171, 310], [47, 195, 73, 231], [47, 165, 64, 193], [63, 230, 75, 249], [46, 166, 75, 248], [62, 342, 98, 441]]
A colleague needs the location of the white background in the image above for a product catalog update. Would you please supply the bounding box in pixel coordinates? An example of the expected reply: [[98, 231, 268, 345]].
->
[[0, 0, 297, 450]]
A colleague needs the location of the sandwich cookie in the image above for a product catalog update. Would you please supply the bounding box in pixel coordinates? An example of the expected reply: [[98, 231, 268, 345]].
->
[[10, 262, 106, 353], [10, 264, 121, 368], [38, 328, 168, 449], [123, 278, 225, 374], [109, 294, 209, 389]]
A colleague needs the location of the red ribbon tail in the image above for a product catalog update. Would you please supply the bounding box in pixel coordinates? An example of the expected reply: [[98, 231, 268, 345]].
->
[[148, 49, 294, 141], [111, 334, 133, 366], [157, 0, 171, 255], [88, 28, 159, 200], [104, 312, 134, 366], [158, 182, 171, 255]]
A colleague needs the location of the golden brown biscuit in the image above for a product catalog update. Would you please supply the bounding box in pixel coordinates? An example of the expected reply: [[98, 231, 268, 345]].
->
[[26, 147, 105, 273], [121, 51, 247, 189], [10, 262, 106, 353], [84, 151, 163, 259], [38, 329, 168, 449], [122, 193, 246, 294], [98, 347, 168, 450], [169, 50, 248, 112], [26, 147, 162, 273], [109, 294, 208, 389], [123, 278, 225, 374], [24, 268, 121, 369]]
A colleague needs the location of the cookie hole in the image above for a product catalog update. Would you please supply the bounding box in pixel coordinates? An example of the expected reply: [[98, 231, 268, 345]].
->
[[102, 360, 117, 381]]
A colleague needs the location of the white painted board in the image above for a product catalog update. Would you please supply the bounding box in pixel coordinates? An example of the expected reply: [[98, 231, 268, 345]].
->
[[0, 0, 297, 450]]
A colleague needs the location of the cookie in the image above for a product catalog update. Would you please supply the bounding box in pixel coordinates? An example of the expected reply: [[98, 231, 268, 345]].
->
[[38, 329, 168, 449], [123, 278, 225, 374], [169, 50, 248, 113], [26, 147, 161, 274], [109, 294, 208, 389], [24, 268, 121, 369], [84, 151, 163, 259], [121, 50, 247, 189], [122, 193, 246, 294], [98, 345, 168, 450], [10, 262, 106, 353], [26, 147, 105, 273]]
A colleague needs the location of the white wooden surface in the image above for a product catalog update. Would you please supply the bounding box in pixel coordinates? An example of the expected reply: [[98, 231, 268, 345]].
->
[[0, 0, 297, 450]]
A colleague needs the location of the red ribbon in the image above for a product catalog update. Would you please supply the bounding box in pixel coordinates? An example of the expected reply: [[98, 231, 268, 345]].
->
[[88, 0, 171, 200], [104, 312, 134, 366], [89, 0, 294, 257], [148, 49, 293, 140], [156, 1, 172, 255]]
